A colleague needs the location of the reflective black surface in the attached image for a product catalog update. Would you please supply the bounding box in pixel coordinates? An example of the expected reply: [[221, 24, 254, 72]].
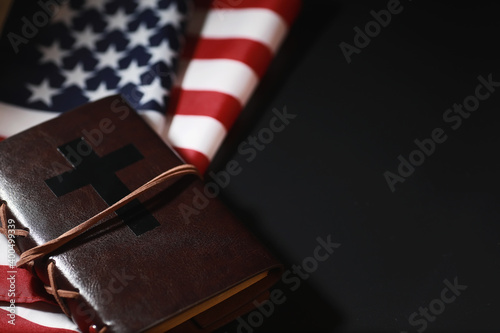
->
[[213, 1, 500, 332]]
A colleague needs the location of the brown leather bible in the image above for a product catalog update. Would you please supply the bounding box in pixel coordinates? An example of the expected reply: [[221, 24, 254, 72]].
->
[[0, 96, 282, 333]]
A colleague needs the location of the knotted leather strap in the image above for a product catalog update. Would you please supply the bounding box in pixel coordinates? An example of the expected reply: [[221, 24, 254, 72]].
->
[[17, 164, 200, 267]]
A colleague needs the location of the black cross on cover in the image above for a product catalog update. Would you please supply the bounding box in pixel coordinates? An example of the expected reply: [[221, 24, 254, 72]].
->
[[45, 138, 160, 236]]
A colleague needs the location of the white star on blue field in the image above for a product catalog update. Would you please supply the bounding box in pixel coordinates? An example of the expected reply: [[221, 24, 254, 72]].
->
[[0, 0, 188, 114]]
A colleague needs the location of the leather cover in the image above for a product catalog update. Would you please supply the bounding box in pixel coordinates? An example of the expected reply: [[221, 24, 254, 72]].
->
[[0, 95, 282, 333]]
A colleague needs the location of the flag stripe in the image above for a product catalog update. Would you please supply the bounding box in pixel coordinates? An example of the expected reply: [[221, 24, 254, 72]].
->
[[182, 37, 273, 78], [0, 268, 53, 304], [0, 102, 58, 138], [0, 235, 54, 304], [167, 114, 227, 161], [0, 304, 80, 332], [137, 110, 167, 135], [193, 0, 301, 26], [172, 1, 300, 172], [176, 59, 259, 106], [0, 235, 56, 304], [187, 8, 288, 54], [174, 147, 211, 176], [169, 88, 241, 131], [0, 102, 166, 138]]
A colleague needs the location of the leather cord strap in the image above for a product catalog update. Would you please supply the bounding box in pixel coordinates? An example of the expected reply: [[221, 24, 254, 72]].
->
[[45, 261, 79, 317], [45, 263, 108, 333], [17, 164, 200, 267]]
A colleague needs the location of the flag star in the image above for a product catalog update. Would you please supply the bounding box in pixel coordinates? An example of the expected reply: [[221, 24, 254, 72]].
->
[[27, 79, 59, 107], [157, 2, 184, 30], [97, 45, 123, 70], [85, 0, 108, 12], [52, 2, 78, 26], [117, 60, 147, 87], [62, 63, 92, 88], [127, 24, 153, 49], [39, 41, 69, 67], [136, 0, 159, 12], [73, 26, 101, 50], [139, 77, 167, 106], [106, 8, 130, 32], [85, 82, 116, 101], [149, 39, 176, 67]]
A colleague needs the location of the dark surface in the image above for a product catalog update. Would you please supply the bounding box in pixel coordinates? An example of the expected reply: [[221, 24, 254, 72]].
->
[[211, 1, 500, 332]]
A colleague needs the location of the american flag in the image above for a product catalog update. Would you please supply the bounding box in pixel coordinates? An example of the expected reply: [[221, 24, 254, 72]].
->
[[0, 0, 300, 331]]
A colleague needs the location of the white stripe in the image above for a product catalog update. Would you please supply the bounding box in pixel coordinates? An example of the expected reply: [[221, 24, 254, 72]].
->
[[0, 102, 59, 137], [137, 109, 166, 135], [177, 59, 258, 105], [0, 102, 166, 138], [0, 303, 80, 331], [0, 235, 19, 266], [188, 8, 288, 53], [165, 115, 227, 161]]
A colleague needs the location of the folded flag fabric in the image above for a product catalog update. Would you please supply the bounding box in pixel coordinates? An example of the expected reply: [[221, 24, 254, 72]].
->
[[0, 0, 300, 332], [168, 0, 301, 174]]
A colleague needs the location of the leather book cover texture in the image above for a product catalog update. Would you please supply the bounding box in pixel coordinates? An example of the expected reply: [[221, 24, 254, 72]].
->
[[0, 95, 282, 333]]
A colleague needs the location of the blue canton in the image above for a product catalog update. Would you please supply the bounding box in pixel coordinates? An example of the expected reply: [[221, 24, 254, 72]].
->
[[0, 0, 188, 114]]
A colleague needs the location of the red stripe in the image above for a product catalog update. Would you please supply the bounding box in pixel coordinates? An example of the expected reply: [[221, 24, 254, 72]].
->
[[174, 147, 211, 175], [193, 0, 302, 26], [0, 309, 76, 333], [0, 266, 55, 304], [169, 88, 242, 131], [0, 136, 5, 142], [182, 37, 273, 78]]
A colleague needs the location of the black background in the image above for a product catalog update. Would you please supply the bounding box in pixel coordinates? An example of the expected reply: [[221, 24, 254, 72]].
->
[[212, 1, 500, 332]]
